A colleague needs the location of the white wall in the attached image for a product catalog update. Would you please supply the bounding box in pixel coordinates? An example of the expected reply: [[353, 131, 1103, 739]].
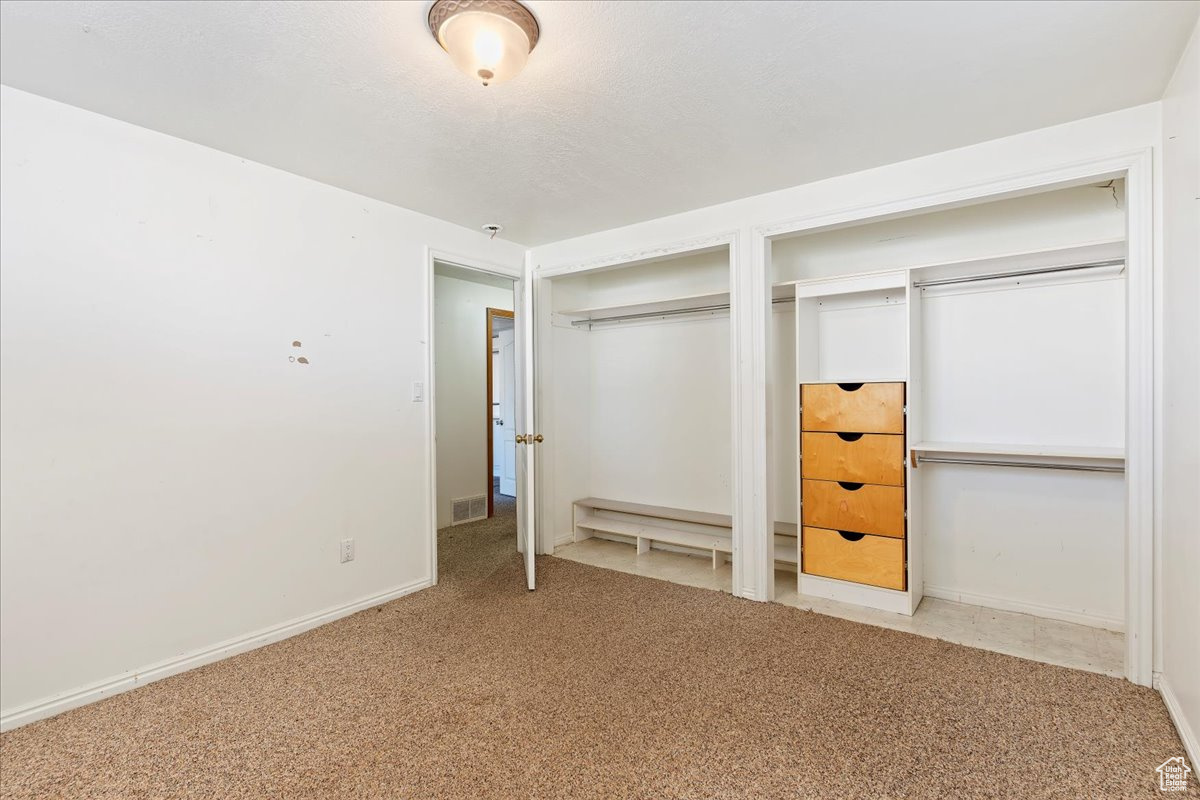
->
[[0, 86, 525, 726], [1159, 18, 1200, 764], [434, 273, 513, 527], [542, 322, 591, 542], [588, 317, 732, 515]]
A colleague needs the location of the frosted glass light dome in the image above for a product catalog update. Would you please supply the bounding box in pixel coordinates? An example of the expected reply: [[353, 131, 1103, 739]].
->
[[429, 1, 540, 87]]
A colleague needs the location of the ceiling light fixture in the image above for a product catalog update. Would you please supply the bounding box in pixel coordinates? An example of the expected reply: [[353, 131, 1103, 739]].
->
[[428, 0, 540, 87]]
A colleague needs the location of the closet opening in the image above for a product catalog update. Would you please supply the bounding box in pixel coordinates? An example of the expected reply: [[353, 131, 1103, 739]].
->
[[767, 180, 1131, 677], [540, 244, 741, 593], [433, 260, 519, 581]]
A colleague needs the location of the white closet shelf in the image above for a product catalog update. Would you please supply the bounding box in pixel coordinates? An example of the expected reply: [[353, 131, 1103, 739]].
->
[[557, 290, 728, 320], [786, 270, 908, 299], [557, 285, 795, 321], [908, 239, 1125, 286], [575, 514, 733, 553], [910, 441, 1125, 462], [572, 499, 800, 569]]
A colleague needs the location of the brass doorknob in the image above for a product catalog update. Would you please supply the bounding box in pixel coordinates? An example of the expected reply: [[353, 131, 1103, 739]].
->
[[515, 434, 528, 444], [532, 434, 544, 443]]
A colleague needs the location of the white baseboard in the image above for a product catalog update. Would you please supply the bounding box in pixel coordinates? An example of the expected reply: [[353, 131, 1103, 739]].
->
[[553, 531, 575, 547], [0, 577, 433, 732], [1159, 673, 1200, 769], [923, 584, 1124, 632]]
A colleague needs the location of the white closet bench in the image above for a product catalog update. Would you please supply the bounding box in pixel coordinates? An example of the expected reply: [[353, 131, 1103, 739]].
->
[[572, 497, 799, 569]]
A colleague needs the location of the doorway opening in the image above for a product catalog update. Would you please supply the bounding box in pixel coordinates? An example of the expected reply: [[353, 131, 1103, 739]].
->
[[487, 308, 516, 517], [432, 259, 527, 586]]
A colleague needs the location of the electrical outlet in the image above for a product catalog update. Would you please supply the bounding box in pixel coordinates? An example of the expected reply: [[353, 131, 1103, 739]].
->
[[340, 538, 355, 563]]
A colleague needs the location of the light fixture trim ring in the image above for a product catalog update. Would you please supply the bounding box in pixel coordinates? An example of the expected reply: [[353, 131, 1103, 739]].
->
[[428, 0, 540, 52]]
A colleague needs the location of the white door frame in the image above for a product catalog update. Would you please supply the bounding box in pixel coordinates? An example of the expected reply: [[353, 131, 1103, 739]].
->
[[424, 248, 523, 587], [748, 148, 1155, 686]]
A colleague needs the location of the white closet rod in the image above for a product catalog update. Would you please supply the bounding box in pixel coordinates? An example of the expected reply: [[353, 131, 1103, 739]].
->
[[915, 455, 1124, 473], [571, 296, 794, 327], [911, 258, 1124, 289]]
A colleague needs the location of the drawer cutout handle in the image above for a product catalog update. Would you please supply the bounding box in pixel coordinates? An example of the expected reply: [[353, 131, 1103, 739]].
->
[[837, 382, 864, 392], [836, 432, 864, 442], [838, 531, 866, 542], [837, 481, 864, 491]]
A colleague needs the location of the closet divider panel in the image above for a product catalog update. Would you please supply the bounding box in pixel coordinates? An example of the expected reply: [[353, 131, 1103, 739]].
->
[[903, 275, 925, 613], [771, 299, 800, 527]]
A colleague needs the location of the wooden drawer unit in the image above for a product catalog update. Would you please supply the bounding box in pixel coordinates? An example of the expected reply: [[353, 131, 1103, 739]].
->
[[801, 479, 905, 538], [801, 382, 904, 434], [802, 526, 906, 591], [800, 432, 905, 486]]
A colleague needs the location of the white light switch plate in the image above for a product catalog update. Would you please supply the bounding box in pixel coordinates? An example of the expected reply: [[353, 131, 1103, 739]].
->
[[412, 382, 424, 402]]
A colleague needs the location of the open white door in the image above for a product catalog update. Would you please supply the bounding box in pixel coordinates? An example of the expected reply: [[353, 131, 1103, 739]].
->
[[514, 273, 536, 590]]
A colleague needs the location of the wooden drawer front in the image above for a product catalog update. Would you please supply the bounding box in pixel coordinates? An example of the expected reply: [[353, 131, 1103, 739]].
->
[[802, 526, 905, 591], [802, 480, 905, 538], [801, 432, 905, 486], [802, 383, 904, 434]]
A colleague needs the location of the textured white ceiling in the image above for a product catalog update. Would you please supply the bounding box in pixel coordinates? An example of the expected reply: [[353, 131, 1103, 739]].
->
[[1, 1, 1196, 245]]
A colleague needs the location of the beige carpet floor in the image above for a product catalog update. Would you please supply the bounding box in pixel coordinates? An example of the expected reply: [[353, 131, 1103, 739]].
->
[[1, 495, 1193, 799]]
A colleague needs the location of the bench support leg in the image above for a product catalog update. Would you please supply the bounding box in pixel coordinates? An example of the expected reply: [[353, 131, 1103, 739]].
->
[[572, 505, 594, 543], [636, 536, 650, 555], [713, 550, 726, 569]]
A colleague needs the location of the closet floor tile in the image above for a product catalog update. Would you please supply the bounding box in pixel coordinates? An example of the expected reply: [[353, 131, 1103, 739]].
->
[[919, 598, 982, 625], [913, 615, 979, 646], [1034, 616, 1099, 651], [974, 608, 1037, 647], [1095, 628, 1125, 665], [554, 543, 1124, 678], [553, 539, 734, 593]]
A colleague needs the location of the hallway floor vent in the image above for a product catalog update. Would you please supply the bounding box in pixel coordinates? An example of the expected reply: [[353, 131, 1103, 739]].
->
[[452, 495, 488, 525]]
